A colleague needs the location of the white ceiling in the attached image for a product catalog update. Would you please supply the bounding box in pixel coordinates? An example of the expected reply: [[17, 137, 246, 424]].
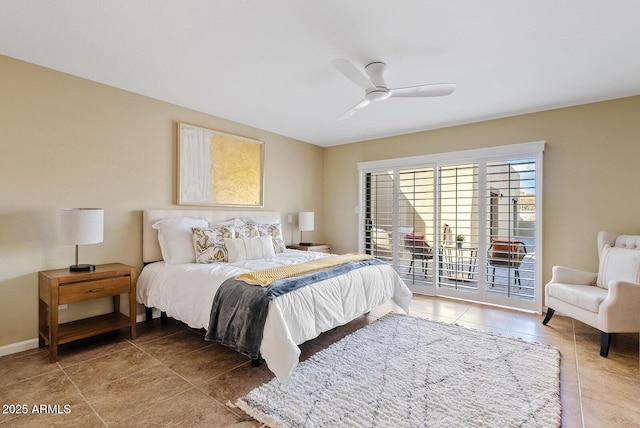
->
[[2, 1, 640, 147]]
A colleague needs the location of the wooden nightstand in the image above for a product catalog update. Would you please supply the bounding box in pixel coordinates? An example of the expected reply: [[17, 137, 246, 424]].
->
[[287, 244, 331, 253], [38, 263, 137, 363]]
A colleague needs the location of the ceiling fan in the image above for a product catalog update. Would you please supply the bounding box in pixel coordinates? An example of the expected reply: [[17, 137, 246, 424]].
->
[[332, 59, 456, 120]]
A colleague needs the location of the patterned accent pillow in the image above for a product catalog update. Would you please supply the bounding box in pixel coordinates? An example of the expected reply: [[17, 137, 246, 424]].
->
[[208, 218, 245, 229], [192, 226, 236, 263], [248, 222, 286, 253], [235, 223, 260, 239]]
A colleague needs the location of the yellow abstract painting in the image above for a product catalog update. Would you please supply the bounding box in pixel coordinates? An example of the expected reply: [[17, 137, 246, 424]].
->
[[178, 123, 264, 206]]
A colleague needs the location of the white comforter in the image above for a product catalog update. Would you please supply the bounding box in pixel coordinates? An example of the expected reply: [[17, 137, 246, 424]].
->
[[137, 250, 412, 383]]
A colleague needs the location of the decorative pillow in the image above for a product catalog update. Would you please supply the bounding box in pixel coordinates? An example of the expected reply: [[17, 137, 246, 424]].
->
[[247, 222, 286, 253], [224, 236, 276, 263], [235, 223, 260, 239], [596, 244, 640, 289], [152, 217, 208, 265], [192, 226, 235, 263]]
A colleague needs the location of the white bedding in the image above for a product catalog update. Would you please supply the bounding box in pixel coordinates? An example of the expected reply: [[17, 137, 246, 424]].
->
[[137, 249, 412, 383]]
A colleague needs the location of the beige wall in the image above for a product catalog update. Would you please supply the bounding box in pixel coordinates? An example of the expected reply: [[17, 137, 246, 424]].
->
[[0, 55, 324, 348], [324, 96, 640, 288]]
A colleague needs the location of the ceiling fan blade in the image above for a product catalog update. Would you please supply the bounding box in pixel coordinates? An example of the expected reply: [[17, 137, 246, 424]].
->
[[338, 98, 371, 120], [389, 83, 456, 98], [332, 59, 374, 90]]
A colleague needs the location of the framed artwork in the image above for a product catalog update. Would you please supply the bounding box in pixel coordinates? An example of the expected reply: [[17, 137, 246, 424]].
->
[[178, 122, 264, 207]]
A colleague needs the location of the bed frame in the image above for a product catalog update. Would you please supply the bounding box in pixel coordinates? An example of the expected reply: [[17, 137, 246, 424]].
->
[[141, 209, 281, 366]]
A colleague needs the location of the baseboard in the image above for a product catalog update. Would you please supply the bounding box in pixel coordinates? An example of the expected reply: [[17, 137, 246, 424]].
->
[[0, 338, 39, 357]]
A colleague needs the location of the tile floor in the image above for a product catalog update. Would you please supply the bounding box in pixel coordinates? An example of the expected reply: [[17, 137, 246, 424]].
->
[[1, 296, 638, 427]]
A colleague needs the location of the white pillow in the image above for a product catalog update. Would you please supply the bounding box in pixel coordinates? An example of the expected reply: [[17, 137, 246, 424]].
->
[[152, 217, 208, 265], [596, 244, 640, 289], [224, 236, 276, 263]]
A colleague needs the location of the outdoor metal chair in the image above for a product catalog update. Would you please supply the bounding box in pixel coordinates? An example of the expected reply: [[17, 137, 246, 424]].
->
[[487, 238, 527, 287], [404, 234, 433, 277]]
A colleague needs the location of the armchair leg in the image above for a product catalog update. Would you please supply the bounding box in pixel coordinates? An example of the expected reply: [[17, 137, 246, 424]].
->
[[600, 332, 612, 357], [541, 308, 555, 325]]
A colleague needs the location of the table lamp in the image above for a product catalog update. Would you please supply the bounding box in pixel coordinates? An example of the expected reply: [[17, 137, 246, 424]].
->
[[60, 208, 104, 271], [298, 211, 314, 246]]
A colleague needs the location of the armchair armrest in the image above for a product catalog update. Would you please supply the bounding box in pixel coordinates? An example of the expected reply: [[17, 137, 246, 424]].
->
[[550, 266, 597, 285], [598, 280, 640, 332]]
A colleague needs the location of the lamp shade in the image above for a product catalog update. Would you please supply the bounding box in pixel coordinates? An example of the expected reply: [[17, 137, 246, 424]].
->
[[298, 211, 314, 232], [60, 208, 104, 245]]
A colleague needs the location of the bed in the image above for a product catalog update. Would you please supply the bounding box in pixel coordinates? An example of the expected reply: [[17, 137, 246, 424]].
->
[[137, 209, 412, 383]]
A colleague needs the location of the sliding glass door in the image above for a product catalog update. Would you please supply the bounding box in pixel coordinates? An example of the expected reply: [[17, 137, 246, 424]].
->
[[359, 142, 544, 312], [484, 158, 538, 307], [397, 168, 436, 289], [437, 163, 480, 301]]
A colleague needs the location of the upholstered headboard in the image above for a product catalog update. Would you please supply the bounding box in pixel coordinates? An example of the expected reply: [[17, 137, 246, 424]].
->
[[142, 209, 281, 263]]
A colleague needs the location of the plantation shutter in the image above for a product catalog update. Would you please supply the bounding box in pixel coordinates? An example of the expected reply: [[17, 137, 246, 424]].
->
[[358, 142, 544, 312], [486, 158, 537, 299], [438, 163, 480, 291], [363, 171, 394, 260], [398, 167, 436, 286]]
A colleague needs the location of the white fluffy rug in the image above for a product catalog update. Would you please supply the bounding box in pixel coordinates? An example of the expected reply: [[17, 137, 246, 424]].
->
[[237, 313, 561, 427]]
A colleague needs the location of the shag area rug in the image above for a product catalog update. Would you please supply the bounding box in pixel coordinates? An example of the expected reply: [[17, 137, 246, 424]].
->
[[237, 313, 561, 428]]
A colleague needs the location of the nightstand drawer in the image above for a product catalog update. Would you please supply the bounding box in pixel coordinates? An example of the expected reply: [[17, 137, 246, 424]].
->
[[59, 276, 131, 304]]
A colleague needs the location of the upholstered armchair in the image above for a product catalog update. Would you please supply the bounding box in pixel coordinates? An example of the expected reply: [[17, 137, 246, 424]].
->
[[542, 231, 640, 357]]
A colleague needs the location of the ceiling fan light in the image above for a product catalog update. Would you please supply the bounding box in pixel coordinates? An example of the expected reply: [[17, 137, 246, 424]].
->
[[366, 89, 390, 102]]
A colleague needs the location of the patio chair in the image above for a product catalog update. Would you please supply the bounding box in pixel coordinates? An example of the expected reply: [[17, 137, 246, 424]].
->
[[404, 234, 433, 276], [543, 231, 640, 357], [487, 238, 527, 287]]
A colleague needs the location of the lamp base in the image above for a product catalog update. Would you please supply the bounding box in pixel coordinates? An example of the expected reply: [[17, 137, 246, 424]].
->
[[299, 242, 313, 246], [70, 264, 96, 272]]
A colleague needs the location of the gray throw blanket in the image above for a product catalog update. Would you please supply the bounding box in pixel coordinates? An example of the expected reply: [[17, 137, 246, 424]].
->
[[204, 258, 384, 359]]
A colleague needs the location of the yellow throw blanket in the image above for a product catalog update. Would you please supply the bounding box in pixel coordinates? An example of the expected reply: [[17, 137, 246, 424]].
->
[[236, 253, 374, 287]]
